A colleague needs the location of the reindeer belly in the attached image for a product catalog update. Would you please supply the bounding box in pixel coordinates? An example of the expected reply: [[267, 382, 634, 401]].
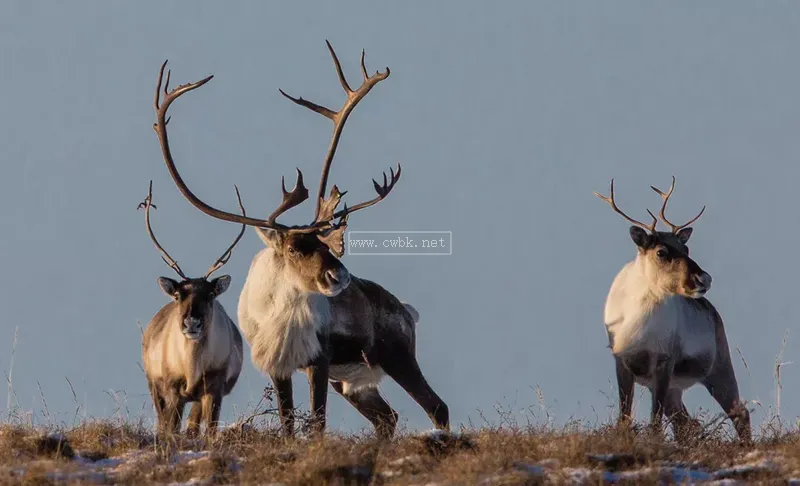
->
[[621, 350, 714, 390], [610, 308, 717, 391]]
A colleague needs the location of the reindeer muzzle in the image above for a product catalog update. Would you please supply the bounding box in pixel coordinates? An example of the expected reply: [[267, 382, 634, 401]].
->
[[182, 317, 203, 340]]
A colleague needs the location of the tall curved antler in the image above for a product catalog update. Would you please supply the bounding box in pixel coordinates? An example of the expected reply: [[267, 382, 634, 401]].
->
[[204, 185, 248, 279], [153, 60, 330, 234], [650, 176, 706, 233], [153, 46, 402, 255], [594, 179, 658, 233], [279, 41, 401, 225], [138, 180, 187, 280]]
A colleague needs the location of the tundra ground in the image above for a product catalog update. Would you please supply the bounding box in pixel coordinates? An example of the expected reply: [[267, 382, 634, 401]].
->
[[1, 413, 798, 485]]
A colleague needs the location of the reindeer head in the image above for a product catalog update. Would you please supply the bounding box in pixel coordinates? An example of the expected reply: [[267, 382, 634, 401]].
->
[[139, 181, 245, 340], [152, 41, 400, 297], [595, 177, 711, 299], [156, 276, 230, 340]]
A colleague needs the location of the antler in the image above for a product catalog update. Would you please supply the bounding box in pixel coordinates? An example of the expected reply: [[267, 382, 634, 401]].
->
[[279, 40, 400, 223], [267, 168, 310, 224], [205, 185, 248, 279], [138, 180, 188, 280], [153, 60, 331, 234], [594, 179, 658, 233], [650, 176, 706, 233]]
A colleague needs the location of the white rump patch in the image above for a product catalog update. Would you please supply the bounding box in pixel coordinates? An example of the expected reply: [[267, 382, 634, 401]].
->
[[330, 364, 385, 395]]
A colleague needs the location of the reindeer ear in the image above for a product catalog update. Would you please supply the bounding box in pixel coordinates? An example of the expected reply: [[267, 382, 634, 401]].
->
[[629, 226, 651, 249], [157, 277, 180, 299], [675, 227, 693, 245], [211, 275, 231, 296], [256, 228, 282, 248]]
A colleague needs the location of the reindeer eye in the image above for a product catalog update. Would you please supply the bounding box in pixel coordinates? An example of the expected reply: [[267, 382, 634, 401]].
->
[[287, 246, 296, 256], [656, 249, 668, 260]]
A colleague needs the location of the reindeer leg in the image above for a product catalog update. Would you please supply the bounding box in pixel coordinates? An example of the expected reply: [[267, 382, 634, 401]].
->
[[161, 387, 185, 437], [664, 389, 701, 444], [382, 355, 449, 430], [186, 402, 202, 437], [174, 398, 187, 435], [306, 353, 330, 436], [148, 382, 167, 435], [702, 356, 751, 443], [271, 375, 295, 437], [202, 392, 222, 437], [331, 382, 398, 439], [615, 356, 635, 427], [650, 355, 672, 435]]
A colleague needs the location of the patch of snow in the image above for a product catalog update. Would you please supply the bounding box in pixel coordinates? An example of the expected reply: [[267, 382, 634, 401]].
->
[[512, 462, 546, 476], [713, 458, 780, 479], [167, 478, 213, 486], [604, 466, 713, 482], [421, 428, 450, 439], [538, 458, 561, 469], [46, 470, 109, 484], [561, 467, 593, 482], [388, 454, 422, 468]]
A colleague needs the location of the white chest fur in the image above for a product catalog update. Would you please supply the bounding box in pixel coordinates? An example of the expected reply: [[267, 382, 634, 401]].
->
[[238, 249, 332, 379], [603, 262, 717, 361], [146, 302, 239, 385]]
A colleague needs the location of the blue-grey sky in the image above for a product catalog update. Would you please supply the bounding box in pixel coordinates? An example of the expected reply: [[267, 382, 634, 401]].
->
[[1, 2, 799, 434]]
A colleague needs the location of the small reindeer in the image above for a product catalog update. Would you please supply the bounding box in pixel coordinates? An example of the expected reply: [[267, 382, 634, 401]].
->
[[139, 181, 245, 437], [151, 42, 448, 438], [595, 177, 750, 442]]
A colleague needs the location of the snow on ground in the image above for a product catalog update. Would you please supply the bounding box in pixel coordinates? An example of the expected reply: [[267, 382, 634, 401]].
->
[[5, 431, 799, 484], [7, 448, 799, 485]]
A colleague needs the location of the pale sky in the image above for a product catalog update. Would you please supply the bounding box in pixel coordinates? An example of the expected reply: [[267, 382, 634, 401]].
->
[[1, 2, 799, 434]]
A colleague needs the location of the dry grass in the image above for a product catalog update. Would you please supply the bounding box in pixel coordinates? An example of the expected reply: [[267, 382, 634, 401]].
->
[[0, 418, 795, 485]]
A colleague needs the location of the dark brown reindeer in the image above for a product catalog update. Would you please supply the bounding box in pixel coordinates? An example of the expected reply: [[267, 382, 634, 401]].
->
[[139, 181, 245, 437], [151, 42, 448, 438], [595, 177, 750, 442]]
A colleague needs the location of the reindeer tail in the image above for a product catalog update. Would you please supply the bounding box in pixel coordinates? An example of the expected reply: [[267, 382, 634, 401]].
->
[[401, 302, 420, 325]]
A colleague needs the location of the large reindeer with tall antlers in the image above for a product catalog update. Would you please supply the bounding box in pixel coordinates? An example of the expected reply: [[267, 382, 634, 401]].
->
[[594, 177, 750, 442], [139, 181, 245, 437], [151, 42, 448, 438]]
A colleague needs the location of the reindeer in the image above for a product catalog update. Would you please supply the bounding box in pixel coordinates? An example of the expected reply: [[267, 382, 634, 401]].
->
[[150, 42, 448, 438], [139, 181, 245, 437], [594, 177, 750, 442]]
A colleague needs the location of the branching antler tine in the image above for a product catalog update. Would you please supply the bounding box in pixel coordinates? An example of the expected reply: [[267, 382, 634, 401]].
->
[[139, 180, 187, 280], [360, 49, 368, 81], [332, 163, 402, 218], [267, 168, 309, 224], [651, 176, 677, 231], [278, 89, 337, 120], [205, 185, 248, 279], [164, 69, 171, 96], [650, 176, 703, 232], [281, 42, 391, 221], [680, 205, 706, 229], [594, 179, 657, 233], [327, 40, 353, 94], [646, 209, 659, 227], [154, 60, 167, 113], [359, 48, 390, 81]]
